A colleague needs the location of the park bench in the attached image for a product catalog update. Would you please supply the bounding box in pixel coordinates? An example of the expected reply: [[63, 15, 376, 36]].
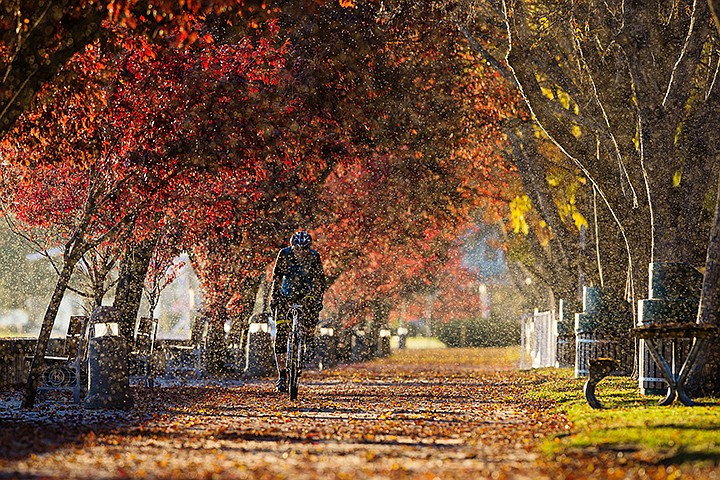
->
[[128, 317, 159, 388], [164, 316, 208, 378], [26, 315, 89, 403]]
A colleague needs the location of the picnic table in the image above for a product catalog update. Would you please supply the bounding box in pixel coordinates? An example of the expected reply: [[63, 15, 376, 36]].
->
[[631, 323, 720, 406]]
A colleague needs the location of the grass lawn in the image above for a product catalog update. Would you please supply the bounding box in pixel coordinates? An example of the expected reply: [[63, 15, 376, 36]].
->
[[524, 367, 720, 463], [389, 335, 448, 349], [405, 336, 447, 349]]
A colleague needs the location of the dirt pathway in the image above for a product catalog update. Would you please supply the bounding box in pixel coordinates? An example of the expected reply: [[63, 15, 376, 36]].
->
[[1, 348, 569, 479]]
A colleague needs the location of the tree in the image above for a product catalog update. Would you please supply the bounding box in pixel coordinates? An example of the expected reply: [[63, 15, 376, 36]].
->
[[189, 0, 517, 359], [444, 0, 720, 391], [444, 0, 719, 313], [5, 0, 527, 380], [1, 39, 152, 406]]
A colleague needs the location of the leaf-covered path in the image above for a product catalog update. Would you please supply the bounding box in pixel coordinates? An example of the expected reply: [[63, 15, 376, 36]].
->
[[0, 347, 571, 479]]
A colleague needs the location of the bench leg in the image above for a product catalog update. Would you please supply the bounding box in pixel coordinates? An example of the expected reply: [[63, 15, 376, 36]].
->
[[584, 358, 620, 409]]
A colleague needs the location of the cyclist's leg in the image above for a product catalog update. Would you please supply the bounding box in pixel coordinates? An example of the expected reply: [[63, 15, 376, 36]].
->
[[302, 308, 321, 368], [273, 304, 290, 389]]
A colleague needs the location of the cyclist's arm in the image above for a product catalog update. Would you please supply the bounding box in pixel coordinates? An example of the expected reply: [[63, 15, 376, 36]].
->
[[269, 249, 287, 308], [308, 252, 327, 306]]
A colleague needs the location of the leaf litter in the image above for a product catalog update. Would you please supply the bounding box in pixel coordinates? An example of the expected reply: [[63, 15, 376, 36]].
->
[[0, 348, 718, 479]]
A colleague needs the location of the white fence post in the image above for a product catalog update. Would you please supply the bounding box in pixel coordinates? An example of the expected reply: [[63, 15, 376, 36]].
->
[[519, 313, 533, 370], [520, 309, 558, 369]]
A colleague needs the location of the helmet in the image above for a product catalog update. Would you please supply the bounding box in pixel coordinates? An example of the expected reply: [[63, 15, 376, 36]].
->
[[290, 231, 312, 248]]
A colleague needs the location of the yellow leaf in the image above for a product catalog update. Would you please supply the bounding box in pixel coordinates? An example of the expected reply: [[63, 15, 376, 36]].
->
[[572, 211, 589, 230], [546, 171, 561, 187], [557, 90, 571, 110], [540, 86, 554, 99], [510, 195, 532, 236], [673, 169, 682, 187]]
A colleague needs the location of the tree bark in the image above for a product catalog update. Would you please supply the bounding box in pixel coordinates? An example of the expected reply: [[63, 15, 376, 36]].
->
[[113, 236, 158, 339], [696, 0, 720, 395], [689, 173, 720, 394], [621, 0, 709, 264], [712, 0, 720, 31], [203, 313, 229, 375]]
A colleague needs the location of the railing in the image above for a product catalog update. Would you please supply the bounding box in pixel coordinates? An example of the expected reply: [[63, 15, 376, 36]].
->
[[0, 338, 37, 388]]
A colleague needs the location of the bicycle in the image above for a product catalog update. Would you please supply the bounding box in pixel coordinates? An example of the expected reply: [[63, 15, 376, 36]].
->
[[286, 303, 305, 400]]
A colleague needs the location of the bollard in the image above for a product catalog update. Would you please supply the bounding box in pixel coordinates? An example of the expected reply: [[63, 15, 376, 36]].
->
[[85, 321, 133, 410], [397, 327, 408, 350], [244, 322, 275, 377], [378, 329, 391, 357], [351, 329, 369, 363], [574, 286, 633, 379], [318, 326, 336, 370]]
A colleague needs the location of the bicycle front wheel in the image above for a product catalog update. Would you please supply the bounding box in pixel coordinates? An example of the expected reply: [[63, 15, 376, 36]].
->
[[288, 330, 300, 400]]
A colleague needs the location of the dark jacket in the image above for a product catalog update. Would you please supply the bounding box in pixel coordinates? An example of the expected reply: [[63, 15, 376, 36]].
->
[[270, 246, 326, 310]]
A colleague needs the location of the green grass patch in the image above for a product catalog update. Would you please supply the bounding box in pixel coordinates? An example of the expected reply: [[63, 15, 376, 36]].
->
[[523, 368, 720, 463], [404, 336, 447, 349], [0, 331, 33, 339]]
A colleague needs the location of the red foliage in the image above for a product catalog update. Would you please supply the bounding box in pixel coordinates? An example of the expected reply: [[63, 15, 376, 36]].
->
[[1, 2, 522, 332], [316, 56, 518, 326], [0, 21, 293, 310]]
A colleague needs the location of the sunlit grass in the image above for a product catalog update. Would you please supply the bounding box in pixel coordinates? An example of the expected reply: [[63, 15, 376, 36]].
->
[[405, 336, 447, 349], [381, 345, 521, 371], [0, 331, 34, 338], [523, 368, 720, 463]]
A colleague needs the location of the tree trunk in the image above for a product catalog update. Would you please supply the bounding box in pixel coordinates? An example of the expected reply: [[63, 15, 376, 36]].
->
[[621, 0, 708, 265], [113, 236, 157, 339], [227, 274, 263, 348], [22, 256, 81, 409], [205, 314, 229, 374], [93, 279, 106, 308], [689, 173, 720, 394], [696, 0, 720, 396]]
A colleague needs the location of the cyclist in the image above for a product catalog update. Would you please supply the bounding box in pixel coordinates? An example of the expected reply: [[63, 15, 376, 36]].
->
[[269, 230, 327, 392]]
